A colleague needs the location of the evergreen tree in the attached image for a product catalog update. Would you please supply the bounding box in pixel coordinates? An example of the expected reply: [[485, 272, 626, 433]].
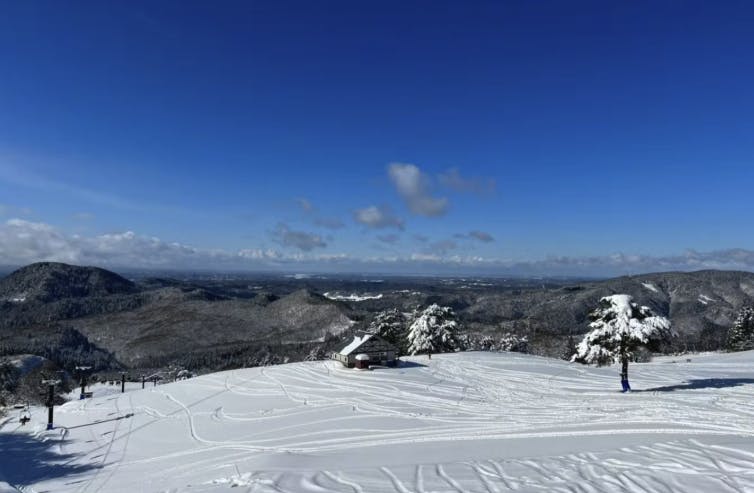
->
[[480, 335, 495, 351], [572, 295, 672, 392], [561, 334, 577, 361], [498, 333, 529, 353], [726, 307, 754, 352], [368, 308, 406, 349], [407, 304, 460, 355]]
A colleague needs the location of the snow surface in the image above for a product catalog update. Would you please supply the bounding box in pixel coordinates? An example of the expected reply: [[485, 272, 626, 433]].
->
[[2, 351, 754, 492], [0, 481, 18, 493], [323, 292, 384, 302], [698, 294, 715, 305], [3, 293, 27, 303], [642, 282, 659, 293], [394, 290, 422, 296]]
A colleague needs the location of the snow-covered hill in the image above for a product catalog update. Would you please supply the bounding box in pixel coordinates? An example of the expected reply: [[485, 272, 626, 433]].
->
[[1, 351, 754, 492]]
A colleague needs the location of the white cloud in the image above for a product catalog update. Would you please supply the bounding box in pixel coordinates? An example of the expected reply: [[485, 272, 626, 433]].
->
[[353, 205, 404, 230], [0, 219, 81, 264], [0, 219, 314, 269], [410, 253, 442, 262], [438, 168, 496, 195], [237, 248, 282, 260], [2, 218, 754, 277], [388, 163, 448, 217]]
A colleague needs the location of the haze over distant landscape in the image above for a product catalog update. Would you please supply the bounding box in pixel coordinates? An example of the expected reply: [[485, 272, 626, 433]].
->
[[1, 1, 753, 277]]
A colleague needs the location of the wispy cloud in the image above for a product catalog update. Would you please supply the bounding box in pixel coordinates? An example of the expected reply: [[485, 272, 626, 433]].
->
[[439, 168, 496, 195], [295, 197, 314, 212], [388, 163, 448, 217], [455, 230, 495, 243], [469, 230, 495, 242], [0, 157, 198, 217], [272, 223, 327, 251], [296, 197, 345, 229], [427, 239, 458, 255], [353, 205, 404, 230], [0, 161, 142, 211]]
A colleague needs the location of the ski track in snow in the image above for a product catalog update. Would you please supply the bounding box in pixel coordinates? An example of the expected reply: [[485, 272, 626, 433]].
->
[[2, 351, 754, 492]]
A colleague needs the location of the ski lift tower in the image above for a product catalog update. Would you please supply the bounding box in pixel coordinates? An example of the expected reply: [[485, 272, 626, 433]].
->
[[41, 378, 61, 430], [75, 366, 93, 400]]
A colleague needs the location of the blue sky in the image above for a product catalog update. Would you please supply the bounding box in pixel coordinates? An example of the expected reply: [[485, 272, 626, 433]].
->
[[1, 1, 753, 276]]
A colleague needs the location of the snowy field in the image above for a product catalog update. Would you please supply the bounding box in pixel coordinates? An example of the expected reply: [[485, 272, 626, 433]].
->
[[1, 351, 754, 492]]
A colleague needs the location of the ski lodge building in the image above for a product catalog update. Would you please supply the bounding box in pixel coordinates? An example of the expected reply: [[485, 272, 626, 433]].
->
[[331, 332, 397, 368]]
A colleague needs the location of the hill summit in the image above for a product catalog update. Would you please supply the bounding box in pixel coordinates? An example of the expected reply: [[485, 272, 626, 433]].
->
[[0, 262, 137, 303]]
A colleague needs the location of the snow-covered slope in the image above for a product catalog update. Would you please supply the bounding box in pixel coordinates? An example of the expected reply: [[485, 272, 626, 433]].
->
[[2, 351, 754, 492]]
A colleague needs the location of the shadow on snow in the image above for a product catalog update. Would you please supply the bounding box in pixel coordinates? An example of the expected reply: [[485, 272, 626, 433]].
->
[[642, 378, 754, 392], [396, 360, 428, 369], [0, 432, 100, 489]]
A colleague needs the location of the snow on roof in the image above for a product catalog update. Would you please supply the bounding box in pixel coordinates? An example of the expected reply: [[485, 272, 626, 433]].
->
[[339, 334, 373, 356], [355, 354, 370, 361]]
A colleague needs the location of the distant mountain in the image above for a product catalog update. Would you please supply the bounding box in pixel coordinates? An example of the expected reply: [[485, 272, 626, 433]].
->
[[460, 270, 754, 353], [0, 262, 136, 303], [66, 287, 354, 367], [0, 263, 354, 376], [1, 262, 753, 376]]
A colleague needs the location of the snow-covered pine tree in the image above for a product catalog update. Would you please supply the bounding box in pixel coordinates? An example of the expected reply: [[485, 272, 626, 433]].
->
[[367, 308, 406, 348], [480, 335, 495, 351], [726, 307, 754, 352], [572, 294, 672, 392], [407, 304, 460, 355], [498, 333, 529, 353]]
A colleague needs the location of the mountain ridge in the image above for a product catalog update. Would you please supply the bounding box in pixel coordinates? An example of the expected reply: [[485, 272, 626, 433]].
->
[[1, 262, 753, 374]]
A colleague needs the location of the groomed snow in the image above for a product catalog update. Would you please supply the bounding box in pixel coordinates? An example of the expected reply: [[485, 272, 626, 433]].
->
[[2, 351, 754, 492]]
